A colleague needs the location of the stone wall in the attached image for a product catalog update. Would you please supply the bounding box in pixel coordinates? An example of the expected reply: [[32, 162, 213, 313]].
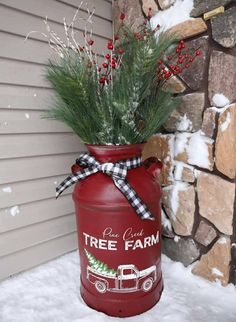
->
[[113, 0, 236, 285]]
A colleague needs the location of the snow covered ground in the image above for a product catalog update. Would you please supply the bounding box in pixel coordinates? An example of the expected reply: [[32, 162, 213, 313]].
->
[[0, 252, 236, 322]]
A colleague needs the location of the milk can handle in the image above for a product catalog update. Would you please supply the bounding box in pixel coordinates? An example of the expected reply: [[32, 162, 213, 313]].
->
[[143, 157, 163, 180]]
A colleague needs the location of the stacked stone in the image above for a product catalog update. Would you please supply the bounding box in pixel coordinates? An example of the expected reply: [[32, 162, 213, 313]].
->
[[113, 0, 236, 285]]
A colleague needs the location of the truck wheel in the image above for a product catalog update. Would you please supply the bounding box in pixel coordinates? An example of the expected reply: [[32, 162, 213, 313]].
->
[[95, 280, 107, 293], [142, 278, 153, 292]]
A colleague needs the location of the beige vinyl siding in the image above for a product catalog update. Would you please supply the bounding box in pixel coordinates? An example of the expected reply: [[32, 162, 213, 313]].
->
[[0, 0, 112, 280]]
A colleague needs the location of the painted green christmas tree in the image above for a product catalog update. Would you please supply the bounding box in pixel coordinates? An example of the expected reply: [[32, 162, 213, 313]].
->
[[84, 249, 116, 277]]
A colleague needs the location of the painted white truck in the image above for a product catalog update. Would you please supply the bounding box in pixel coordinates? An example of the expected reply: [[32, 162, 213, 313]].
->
[[87, 264, 157, 293]]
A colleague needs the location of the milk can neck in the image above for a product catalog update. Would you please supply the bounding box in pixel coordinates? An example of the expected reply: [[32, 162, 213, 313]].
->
[[86, 143, 145, 163]]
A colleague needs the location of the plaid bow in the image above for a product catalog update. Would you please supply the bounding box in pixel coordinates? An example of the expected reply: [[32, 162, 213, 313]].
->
[[56, 153, 155, 221]]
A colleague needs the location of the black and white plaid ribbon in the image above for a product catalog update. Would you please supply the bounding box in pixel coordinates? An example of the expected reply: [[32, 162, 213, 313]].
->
[[56, 153, 155, 221]]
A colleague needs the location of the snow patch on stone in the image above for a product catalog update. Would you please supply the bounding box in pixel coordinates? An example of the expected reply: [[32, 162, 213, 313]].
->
[[174, 235, 181, 242], [220, 112, 231, 132], [194, 169, 201, 178], [168, 181, 189, 216], [150, 0, 194, 32], [177, 114, 193, 131], [10, 206, 20, 217], [187, 131, 213, 169], [161, 209, 172, 230], [212, 268, 223, 277], [174, 132, 189, 156], [2, 186, 12, 193], [175, 131, 213, 169], [218, 237, 227, 244], [212, 94, 230, 108], [174, 161, 194, 181], [210, 106, 229, 114]]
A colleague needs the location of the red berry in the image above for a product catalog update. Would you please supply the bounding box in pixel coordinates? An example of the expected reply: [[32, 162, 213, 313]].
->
[[98, 67, 101, 72], [100, 78, 105, 83], [117, 48, 124, 54], [87, 39, 94, 46], [168, 56, 172, 60], [178, 54, 183, 59], [105, 53, 111, 59], [102, 63, 108, 68], [114, 34, 119, 41], [165, 71, 171, 78], [107, 43, 114, 50], [189, 57, 194, 62], [181, 43, 185, 48], [176, 48, 180, 53], [178, 59, 183, 64], [180, 40, 184, 44], [196, 50, 201, 56], [120, 13, 125, 20], [184, 54, 189, 59], [174, 66, 181, 72], [185, 64, 190, 68], [159, 60, 163, 65]]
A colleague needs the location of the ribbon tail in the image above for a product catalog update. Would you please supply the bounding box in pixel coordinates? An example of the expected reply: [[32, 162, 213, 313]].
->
[[56, 168, 99, 198], [56, 173, 81, 198], [113, 178, 155, 221]]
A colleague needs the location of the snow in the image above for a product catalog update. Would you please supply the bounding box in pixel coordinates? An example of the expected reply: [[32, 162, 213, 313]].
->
[[150, 0, 194, 31], [174, 132, 189, 156], [218, 237, 227, 244], [176, 114, 192, 132], [210, 105, 229, 114], [220, 111, 231, 132], [174, 131, 213, 170], [161, 209, 172, 230], [174, 235, 180, 242], [0, 251, 236, 322], [164, 182, 188, 216], [2, 186, 12, 193], [212, 268, 223, 278], [212, 93, 230, 108], [10, 205, 20, 217], [174, 161, 194, 181], [187, 131, 213, 169]]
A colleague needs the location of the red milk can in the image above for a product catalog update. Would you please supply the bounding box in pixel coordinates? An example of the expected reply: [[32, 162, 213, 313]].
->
[[72, 143, 163, 317]]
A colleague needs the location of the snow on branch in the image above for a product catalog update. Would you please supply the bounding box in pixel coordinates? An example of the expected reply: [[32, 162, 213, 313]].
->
[[25, 1, 95, 60]]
